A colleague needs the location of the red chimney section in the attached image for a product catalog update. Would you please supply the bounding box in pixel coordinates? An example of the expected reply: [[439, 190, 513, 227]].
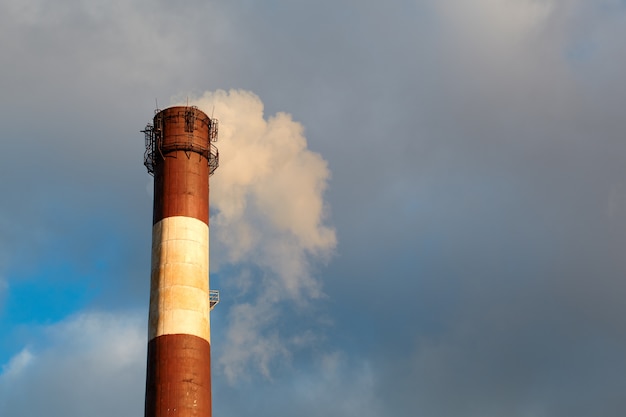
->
[[143, 106, 219, 417]]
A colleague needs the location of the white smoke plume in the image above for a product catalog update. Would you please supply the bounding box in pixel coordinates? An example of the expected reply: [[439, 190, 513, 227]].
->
[[180, 90, 336, 382]]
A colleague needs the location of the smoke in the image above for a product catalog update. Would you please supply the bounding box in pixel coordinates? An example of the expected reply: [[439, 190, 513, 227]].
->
[[181, 90, 336, 382]]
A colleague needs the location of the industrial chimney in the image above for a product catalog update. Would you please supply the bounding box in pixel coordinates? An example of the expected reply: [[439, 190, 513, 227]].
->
[[142, 106, 219, 417]]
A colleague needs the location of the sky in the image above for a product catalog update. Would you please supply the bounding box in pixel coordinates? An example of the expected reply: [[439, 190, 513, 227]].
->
[[1, 0, 626, 416]]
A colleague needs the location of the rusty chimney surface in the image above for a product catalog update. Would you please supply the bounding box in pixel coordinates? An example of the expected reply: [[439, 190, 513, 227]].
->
[[142, 106, 219, 417]]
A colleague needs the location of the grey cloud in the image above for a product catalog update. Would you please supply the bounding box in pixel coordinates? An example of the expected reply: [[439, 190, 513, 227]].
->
[[2, 0, 626, 416]]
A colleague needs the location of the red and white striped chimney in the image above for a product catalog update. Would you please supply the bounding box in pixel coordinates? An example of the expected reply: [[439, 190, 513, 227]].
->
[[142, 106, 219, 417]]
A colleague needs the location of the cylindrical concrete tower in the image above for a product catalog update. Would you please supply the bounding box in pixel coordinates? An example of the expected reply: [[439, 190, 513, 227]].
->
[[142, 106, 219, 417]]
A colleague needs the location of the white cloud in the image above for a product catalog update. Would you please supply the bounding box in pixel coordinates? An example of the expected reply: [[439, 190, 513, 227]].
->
[[0, 311, 146, 417], [0, 348, 33, 380]]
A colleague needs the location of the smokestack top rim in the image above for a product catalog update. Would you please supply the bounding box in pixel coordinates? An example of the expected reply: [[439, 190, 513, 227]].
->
[[155, 105, 211, 120]]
